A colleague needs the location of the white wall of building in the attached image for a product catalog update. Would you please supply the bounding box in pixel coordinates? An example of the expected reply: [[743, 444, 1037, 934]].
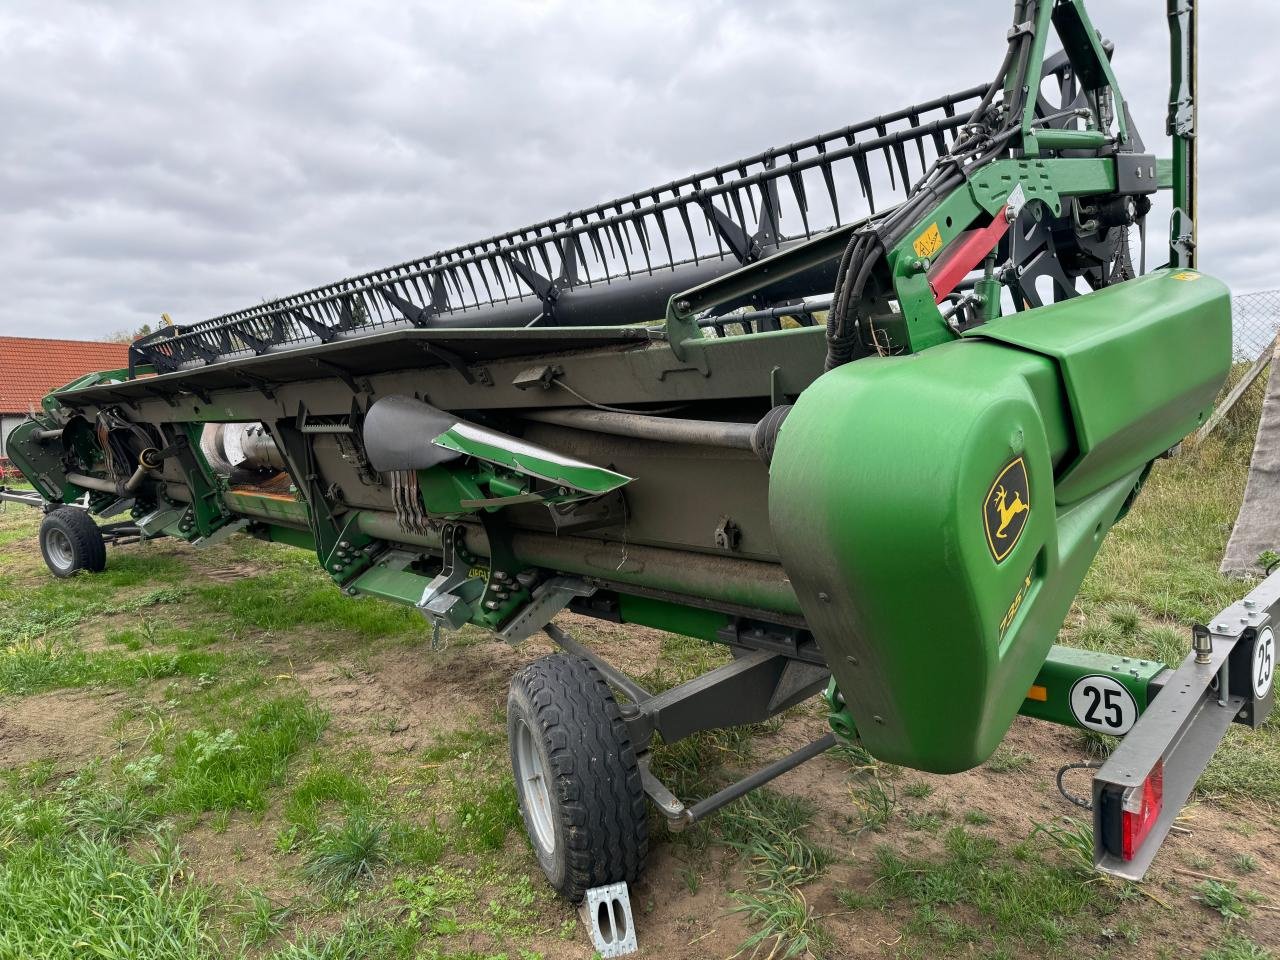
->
[[1, 413, 24, 462]]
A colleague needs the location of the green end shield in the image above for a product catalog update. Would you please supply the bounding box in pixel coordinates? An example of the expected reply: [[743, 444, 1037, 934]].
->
[[770, 270, 1230, 772]]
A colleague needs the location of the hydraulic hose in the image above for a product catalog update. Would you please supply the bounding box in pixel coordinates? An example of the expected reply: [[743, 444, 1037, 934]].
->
[[822, 0, 1033, 372]]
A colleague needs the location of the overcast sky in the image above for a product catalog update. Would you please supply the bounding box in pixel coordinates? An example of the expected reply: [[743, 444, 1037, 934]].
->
[[1, 0, 1275, 341]]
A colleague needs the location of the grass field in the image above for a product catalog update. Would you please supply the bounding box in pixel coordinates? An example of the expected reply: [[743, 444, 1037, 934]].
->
[[0, 375, 1276, 958]]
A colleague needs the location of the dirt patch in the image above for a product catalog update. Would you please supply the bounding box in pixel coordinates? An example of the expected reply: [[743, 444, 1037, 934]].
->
[[0, 688, 125, 772], [203, 562, 270, 583], [289, 637, 550, 758], [181, 813, 304, 903], [625, 845, 754, 959]]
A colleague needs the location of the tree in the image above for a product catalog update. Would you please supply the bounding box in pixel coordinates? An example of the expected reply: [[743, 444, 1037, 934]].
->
[[105, 321, 154, 344]]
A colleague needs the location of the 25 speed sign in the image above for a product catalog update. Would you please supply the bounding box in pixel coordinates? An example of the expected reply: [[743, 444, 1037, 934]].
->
[[1069, 675, 1138, 735], [1255, 627, 1275, 700]]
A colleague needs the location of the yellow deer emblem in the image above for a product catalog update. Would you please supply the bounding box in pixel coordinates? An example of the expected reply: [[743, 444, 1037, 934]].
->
[[991, 484, 1029, 540]]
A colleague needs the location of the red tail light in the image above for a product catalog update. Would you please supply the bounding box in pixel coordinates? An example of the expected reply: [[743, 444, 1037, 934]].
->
[[1120, 758, 1163, 861]]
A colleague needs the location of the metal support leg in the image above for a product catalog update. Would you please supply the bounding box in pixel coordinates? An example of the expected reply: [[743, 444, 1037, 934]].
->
[[542, 618, 833, 829]]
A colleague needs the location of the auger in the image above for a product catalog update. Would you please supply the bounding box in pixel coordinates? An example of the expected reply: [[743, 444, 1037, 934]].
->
[[5, 0, 1275, 901]]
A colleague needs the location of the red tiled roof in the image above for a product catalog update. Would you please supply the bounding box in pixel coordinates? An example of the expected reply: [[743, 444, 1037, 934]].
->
[[0, 336, 130, 413]]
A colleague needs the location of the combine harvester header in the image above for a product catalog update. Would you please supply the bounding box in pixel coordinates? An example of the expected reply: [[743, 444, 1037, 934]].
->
[[4, 0, 1274, 908]]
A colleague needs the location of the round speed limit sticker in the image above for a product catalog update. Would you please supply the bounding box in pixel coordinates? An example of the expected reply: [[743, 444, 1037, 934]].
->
[[1069, 675, 1138, 735], [1254, 627, 1275, 700]]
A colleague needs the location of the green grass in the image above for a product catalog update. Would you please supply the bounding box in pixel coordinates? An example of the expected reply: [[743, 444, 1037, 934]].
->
[[452, 778, 520, 852], [902, 780, 934, 799], [718, 789, 833, 886], [1231, 853, 1260, 875], [0, 567, 190, 643], [0, 690, 332, 850], [0, 640, 220, 695], [262, 915, 421, 960], [1203, 934, 1276, 960], [283, 763, 375, 837], [276, 756, 446, 879], [162, 695, 329, 814], [1193, 879, 1265, 922], [716, 789, 834, 957], [733, 886, 826, 960], [866, 826, 1121, 953], [68, 783, 157, 840], [852, 774, 897, 832], [0, 830, 223, 960], [193, 564, 420, 639], [421, 727, 505, 764], [903, 807, 947, 833], [303, 814, 388, 890], [229, 888, 290, 948], [984, 746, 1035, 773], [389, 863, 554, 942], [0, 515, 550, 954], [1029, 817, 1094, 873]]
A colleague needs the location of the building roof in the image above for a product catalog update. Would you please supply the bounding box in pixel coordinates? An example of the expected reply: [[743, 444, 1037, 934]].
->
[[0, 336, 129, 413]]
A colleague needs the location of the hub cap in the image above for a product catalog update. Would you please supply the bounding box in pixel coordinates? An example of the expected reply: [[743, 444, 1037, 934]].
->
[[515, 719, 555, 855], [46, 527, 74, 571]]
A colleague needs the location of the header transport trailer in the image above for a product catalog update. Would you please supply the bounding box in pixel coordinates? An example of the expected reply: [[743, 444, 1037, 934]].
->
[[3, 0, 1275, 901]]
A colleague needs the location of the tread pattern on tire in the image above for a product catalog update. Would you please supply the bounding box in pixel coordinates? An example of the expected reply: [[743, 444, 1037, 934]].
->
[[40, 509, 106, 576], [512, 653, 648, 901]]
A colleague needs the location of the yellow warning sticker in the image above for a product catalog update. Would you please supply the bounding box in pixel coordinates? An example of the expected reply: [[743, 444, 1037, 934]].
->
[[1171, 271, 1201, 281], [912, 222, 943, 259]]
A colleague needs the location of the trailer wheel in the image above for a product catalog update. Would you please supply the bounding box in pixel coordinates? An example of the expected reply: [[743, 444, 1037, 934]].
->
[[39, 509, 106, 577], [507, 653, 648, 902]]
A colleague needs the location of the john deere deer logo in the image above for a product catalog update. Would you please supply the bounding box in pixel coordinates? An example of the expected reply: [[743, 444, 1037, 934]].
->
[[984, 458, 1030, 563], [992, 485, 1028, 539]]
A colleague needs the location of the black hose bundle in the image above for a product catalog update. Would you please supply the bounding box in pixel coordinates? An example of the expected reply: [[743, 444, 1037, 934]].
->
[[823, 1, 1038, 371], [96, 409, 158, 482]]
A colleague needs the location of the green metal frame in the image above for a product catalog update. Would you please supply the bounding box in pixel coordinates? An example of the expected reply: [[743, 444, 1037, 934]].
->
[[1022, 644, 1164, 727]]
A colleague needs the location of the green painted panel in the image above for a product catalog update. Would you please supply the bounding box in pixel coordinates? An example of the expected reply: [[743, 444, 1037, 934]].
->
[[615, 594, 731, 643], [1020, 644, 1165, 727], [350, 565, 430, 606], [965, 270, 1231, 503], [261, 523, 315, 552], [3, 419, 74, 503], [768, 269, 1227, 773]]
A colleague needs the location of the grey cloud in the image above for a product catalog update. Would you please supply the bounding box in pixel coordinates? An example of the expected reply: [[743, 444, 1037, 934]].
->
[[0, 0, 1277, 339]]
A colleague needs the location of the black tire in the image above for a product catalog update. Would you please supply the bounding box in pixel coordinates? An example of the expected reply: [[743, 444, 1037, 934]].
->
[[507, 653, 648, 902], [39, 509, 106, 577]]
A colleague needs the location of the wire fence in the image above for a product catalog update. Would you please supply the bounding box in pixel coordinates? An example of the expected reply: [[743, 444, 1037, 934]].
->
[[1234, 290, 1280, 360]]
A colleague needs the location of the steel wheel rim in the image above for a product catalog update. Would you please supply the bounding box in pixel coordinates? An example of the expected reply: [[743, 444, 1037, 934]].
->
[[515, 719, 555, 855], [46, 528, 74, 570]]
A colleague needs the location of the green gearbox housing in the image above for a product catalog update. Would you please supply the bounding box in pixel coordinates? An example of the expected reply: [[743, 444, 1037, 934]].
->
[[771, 269, 1230, 771]]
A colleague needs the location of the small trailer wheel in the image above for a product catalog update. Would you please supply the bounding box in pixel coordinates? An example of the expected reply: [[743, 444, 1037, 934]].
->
[[39, 509, 107, 577], [507, 653, 648, 902]]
